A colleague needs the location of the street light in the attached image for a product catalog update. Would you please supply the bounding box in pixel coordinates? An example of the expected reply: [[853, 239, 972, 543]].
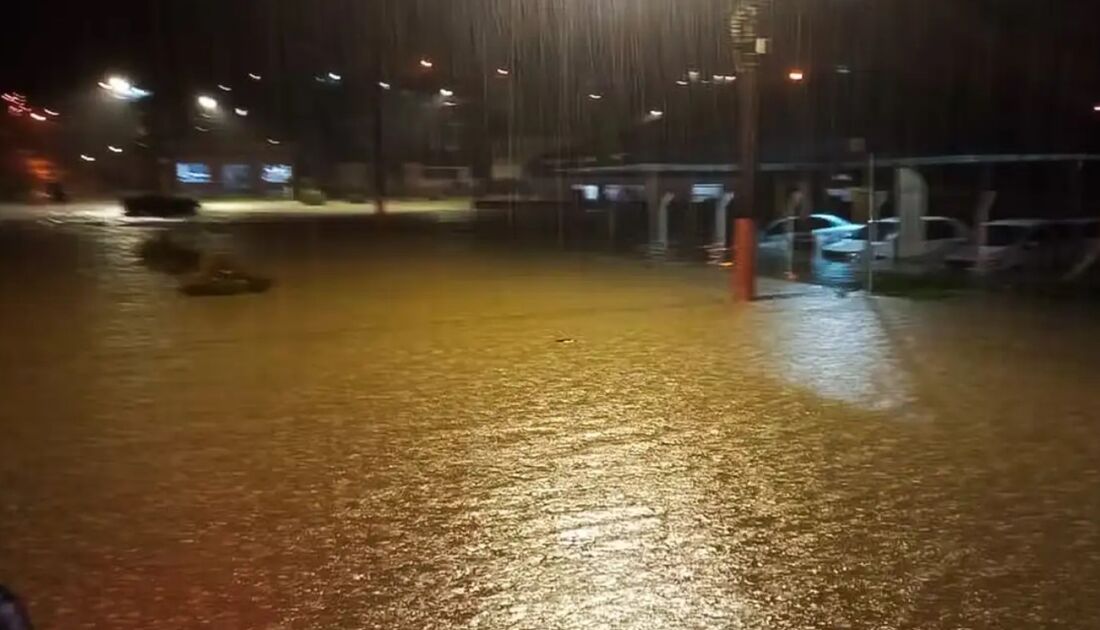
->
[[107, 145, 123, 153], [266, 138, 281, 145], [234, 107, 249, 117], [327, 72, 342, 82], [43, 108, 59, 117], [587, 93, 603, 100], [108, 76, 132, 93], [197, 95, 218, 111], [439, 88, 454, 97], [378, 81, 392, 90], [100, 76, 151, 101], [29, 112, 46, 122], [788, 69, 805, 82], [496, 68, 510, 76], [79, 154, 96, 162], [248, 73, 262, 81], [217, 84, 232, 92], [419, 58, 434, 69]]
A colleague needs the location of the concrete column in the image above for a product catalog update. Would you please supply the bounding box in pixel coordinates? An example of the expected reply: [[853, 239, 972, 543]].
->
[[708, 192, 735, 264], [895, 167, 928, 259], [646, 172, 670, 257], [607, 203, 617, 246]]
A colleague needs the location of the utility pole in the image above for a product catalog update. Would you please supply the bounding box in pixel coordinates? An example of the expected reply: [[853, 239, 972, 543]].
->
[[729, 0, 771, 301], [372, 2, 387, 214]]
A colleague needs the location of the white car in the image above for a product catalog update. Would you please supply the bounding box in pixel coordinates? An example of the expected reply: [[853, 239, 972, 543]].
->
[[759, 213, 861, 254], [945, 219, 1054, 273], [821, 216, 969, 263]]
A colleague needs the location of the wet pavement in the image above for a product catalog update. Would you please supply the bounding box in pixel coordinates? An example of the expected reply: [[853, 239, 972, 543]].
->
[[2, 206, 1100, 628]]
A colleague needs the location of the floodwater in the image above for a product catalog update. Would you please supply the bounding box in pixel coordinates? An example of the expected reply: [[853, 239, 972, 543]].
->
[[3, 206, 1100, 629]]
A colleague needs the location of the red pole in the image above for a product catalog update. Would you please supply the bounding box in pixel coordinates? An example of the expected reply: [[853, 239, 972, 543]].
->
[[733, 218, 757, 301], [732, 57, 760, 302]]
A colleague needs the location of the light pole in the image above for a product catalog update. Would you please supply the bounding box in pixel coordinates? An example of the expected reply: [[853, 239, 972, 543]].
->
[[729, 0, 771, 301]]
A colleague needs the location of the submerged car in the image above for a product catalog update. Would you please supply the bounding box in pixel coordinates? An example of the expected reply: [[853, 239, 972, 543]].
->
[[122, 194, 200, 218], [822, 216, 968, 263], [759, 213, 861, 253], [945, 219, 1054, 272]]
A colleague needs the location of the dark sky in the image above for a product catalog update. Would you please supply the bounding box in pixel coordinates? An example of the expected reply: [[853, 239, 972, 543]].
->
[[4, 1, 1100, 154]]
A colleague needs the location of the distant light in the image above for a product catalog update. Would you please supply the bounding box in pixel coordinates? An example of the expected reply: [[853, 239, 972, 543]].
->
[[439, 88, 454, 97], [496, 68, 510, 76], [194, 125, 210, 132], [588, 93, 603, 100], [327, 72, 342, 81], [835, 65, 851, 75], [378, 81, 392, 90], [248, 73, 262, 81], [1094, 104, 1100, 112], [101, 76, 150, 101], [79, 154, 96, 162], [217, 84, 232, 92], [687, 70, 700, 81], [107, 145, 123, 153], [442, 101, 457, 107], [675, 80, 689, 86], [266, 138, 281, 145], [648, 109, 664, 118], [43, 108, 59, 117], [419, 58, 434, 69], [234, 107, 249, 117], [197, 95, 218, 111], [29, 112, 46, 122], [108, 76, 132, 93], [788, 70, 805, 82]]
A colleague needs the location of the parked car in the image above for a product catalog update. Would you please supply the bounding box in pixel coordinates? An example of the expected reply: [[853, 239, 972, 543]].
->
[[821, 216, 968, 262], [122, 194, 200, 218], [759, 213, 860, 253], [1052, 218, 1100, 264], [944, 219, 1054, 272]]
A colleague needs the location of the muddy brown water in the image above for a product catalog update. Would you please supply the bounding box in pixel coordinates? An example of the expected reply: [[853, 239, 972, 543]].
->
[[2, 209, 1100, 628]]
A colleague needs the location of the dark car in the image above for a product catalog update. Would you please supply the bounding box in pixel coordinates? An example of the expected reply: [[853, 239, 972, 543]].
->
[[122, 194, 200, 218]]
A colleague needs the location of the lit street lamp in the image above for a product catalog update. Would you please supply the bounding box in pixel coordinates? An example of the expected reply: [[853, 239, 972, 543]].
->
[[217, 84, 233, 92], [248, 73, 262, 81], [234, 107, 249, 117], [439, 88, 454, 97], [419, 58, 434, 69], [107, 145, 123, 153], [788, 69, 805, 82], [79, 154, 96, 162], [196, 95, 218, 111], [100, 75, 151, 101]]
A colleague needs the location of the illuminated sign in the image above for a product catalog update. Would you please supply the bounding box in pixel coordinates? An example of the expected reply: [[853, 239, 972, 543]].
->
[[262, 164, 293, 184], [176, 162, 211, 184]]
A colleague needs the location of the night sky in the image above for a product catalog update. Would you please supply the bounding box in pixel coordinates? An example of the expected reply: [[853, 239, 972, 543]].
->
[[4, 1, 1100, 157]]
